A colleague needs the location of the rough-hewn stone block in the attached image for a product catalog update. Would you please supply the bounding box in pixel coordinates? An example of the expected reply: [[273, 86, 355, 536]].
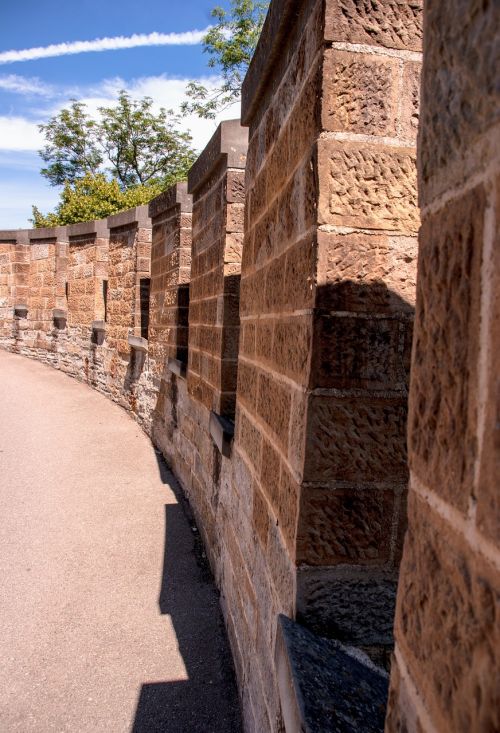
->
[[409, 185, 484, 512], [395, 494, 500, 733], [318, 140, 419, 232], [304, 394, 408, 483], [322, 50, 398, 136], [324, 0, 423, 51], [297, 487, 395, 565]]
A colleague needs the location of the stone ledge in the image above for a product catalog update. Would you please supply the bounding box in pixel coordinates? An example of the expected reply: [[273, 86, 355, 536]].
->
[[107, 205, 151, 230], [29, 226, 68, 242], [149, 182, 193, 219], [0, 229, 30, 244], [241, 0, 299, 125], [209, 411, 235, 458], [67, 219, 109, 239], [188, 120, 248, 195], [168, 357, 187, 379], [128, 335, 148, 353], [275, 615, 389, 733]]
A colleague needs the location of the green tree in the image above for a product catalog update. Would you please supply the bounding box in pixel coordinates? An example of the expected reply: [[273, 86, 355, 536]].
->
[[33, 92, 198, 226], [31, 173, 163, 227], [39, 101, 103, 186], [99, 92, 197, 188], [182, 0, 269, 119]]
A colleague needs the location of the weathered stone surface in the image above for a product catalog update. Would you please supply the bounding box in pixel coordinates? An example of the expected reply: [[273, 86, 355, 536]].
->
[[400, 61, 421, 141], [297, 567, 398, 646], [409, 185, 484, 512], [419, 0, 499, 195], [304, 395, 408, 483], [311, 313, 409, 390], [296, 487, 395, 565], [257, 372, 291, 451], [476, 178, 500, 542], [275, 615, 389, 733], [324, 0, 423, 51], [322, 50, 398, 136], [395, 495, 500, 733], [318, 140, 419, 232]]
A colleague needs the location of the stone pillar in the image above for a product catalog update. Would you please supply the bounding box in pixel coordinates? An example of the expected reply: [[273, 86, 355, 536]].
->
[[107, 206, 152, 357], [148, 183, 193, 461], [65, 219, 109, 382], [28, 226, 68, 357], [187, 119, 248, 421], [235, 0, 422, 725], [106, 206, 152, 423], [386, 0, 499, 730], [0, 229, 30, 349], [67, 219, 109, 331], [149, 183, 193, 371]]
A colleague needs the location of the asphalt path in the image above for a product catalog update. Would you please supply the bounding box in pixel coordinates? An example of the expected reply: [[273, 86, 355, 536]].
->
[[0, 350, 241, 733]]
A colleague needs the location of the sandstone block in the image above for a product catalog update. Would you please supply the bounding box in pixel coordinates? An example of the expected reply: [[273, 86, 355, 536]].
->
[[400, 61, 421, 141], [395, 494, 500, 733], [304, 394, 408, 483], [322, 50, 398, 136], [257, 372, 291, 451], [419, 0, 499, 195], [324, 0, 423, 51], [296, 487, 395, 566], [318, 140, 419, 233], [311, 313, 408, 390], [409, 186, 484, 512]]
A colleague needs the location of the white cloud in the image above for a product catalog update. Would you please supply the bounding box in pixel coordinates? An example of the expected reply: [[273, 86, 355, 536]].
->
[[0, 29, 211, 65], [0, 74, 54, 96], [0, 74, 242, 155], [0, 116, 43, 151]]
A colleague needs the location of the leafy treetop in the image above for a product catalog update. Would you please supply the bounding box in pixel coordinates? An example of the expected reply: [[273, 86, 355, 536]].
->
[[182, 0, 269, 119]]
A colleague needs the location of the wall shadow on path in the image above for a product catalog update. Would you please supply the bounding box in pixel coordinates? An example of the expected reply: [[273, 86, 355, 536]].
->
[[131, 454, 242, 733]]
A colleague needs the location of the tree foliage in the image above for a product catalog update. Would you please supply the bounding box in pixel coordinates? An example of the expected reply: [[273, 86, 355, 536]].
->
[[33, 92, 197, 226], [39, 102, 102, 186], [182, 0, 269, 119], [31, 173, 163, 227], [98, 92, 196, 188]]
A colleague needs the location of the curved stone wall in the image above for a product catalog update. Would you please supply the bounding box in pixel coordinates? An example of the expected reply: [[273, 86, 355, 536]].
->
[[1, 0, 498, 731]]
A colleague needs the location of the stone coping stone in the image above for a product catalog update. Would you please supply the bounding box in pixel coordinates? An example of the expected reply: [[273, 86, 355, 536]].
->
[[241, 0, 299, 125], [67, 219, 109, 239], [107, 205, 151, 230], [209, 411, 235, 458], [0, 229, 30, 244], [92, 320, 106, 331], [275, 615, 389, 733], [128, 335, 148, 352], [29, 226, 68, 242], [188, 119, 248, 195], [167, 357, 187, 379], [149, 182, 193, 219]]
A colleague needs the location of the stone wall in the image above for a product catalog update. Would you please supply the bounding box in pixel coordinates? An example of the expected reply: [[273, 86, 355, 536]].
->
[[385, 0, 500, 730], [238, 2, 421, 719], [0, 0, 497, 730]]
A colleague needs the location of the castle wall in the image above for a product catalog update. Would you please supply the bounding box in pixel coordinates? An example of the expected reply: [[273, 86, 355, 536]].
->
[[0, 1, 497, 730], [385, 0, 500, 729]]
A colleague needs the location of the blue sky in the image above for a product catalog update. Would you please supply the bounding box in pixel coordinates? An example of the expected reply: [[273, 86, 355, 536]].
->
[[0, 0, 241, 227]]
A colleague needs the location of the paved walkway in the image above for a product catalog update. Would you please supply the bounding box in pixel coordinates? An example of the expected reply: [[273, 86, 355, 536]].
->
[[0, 350, 241, 733]]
